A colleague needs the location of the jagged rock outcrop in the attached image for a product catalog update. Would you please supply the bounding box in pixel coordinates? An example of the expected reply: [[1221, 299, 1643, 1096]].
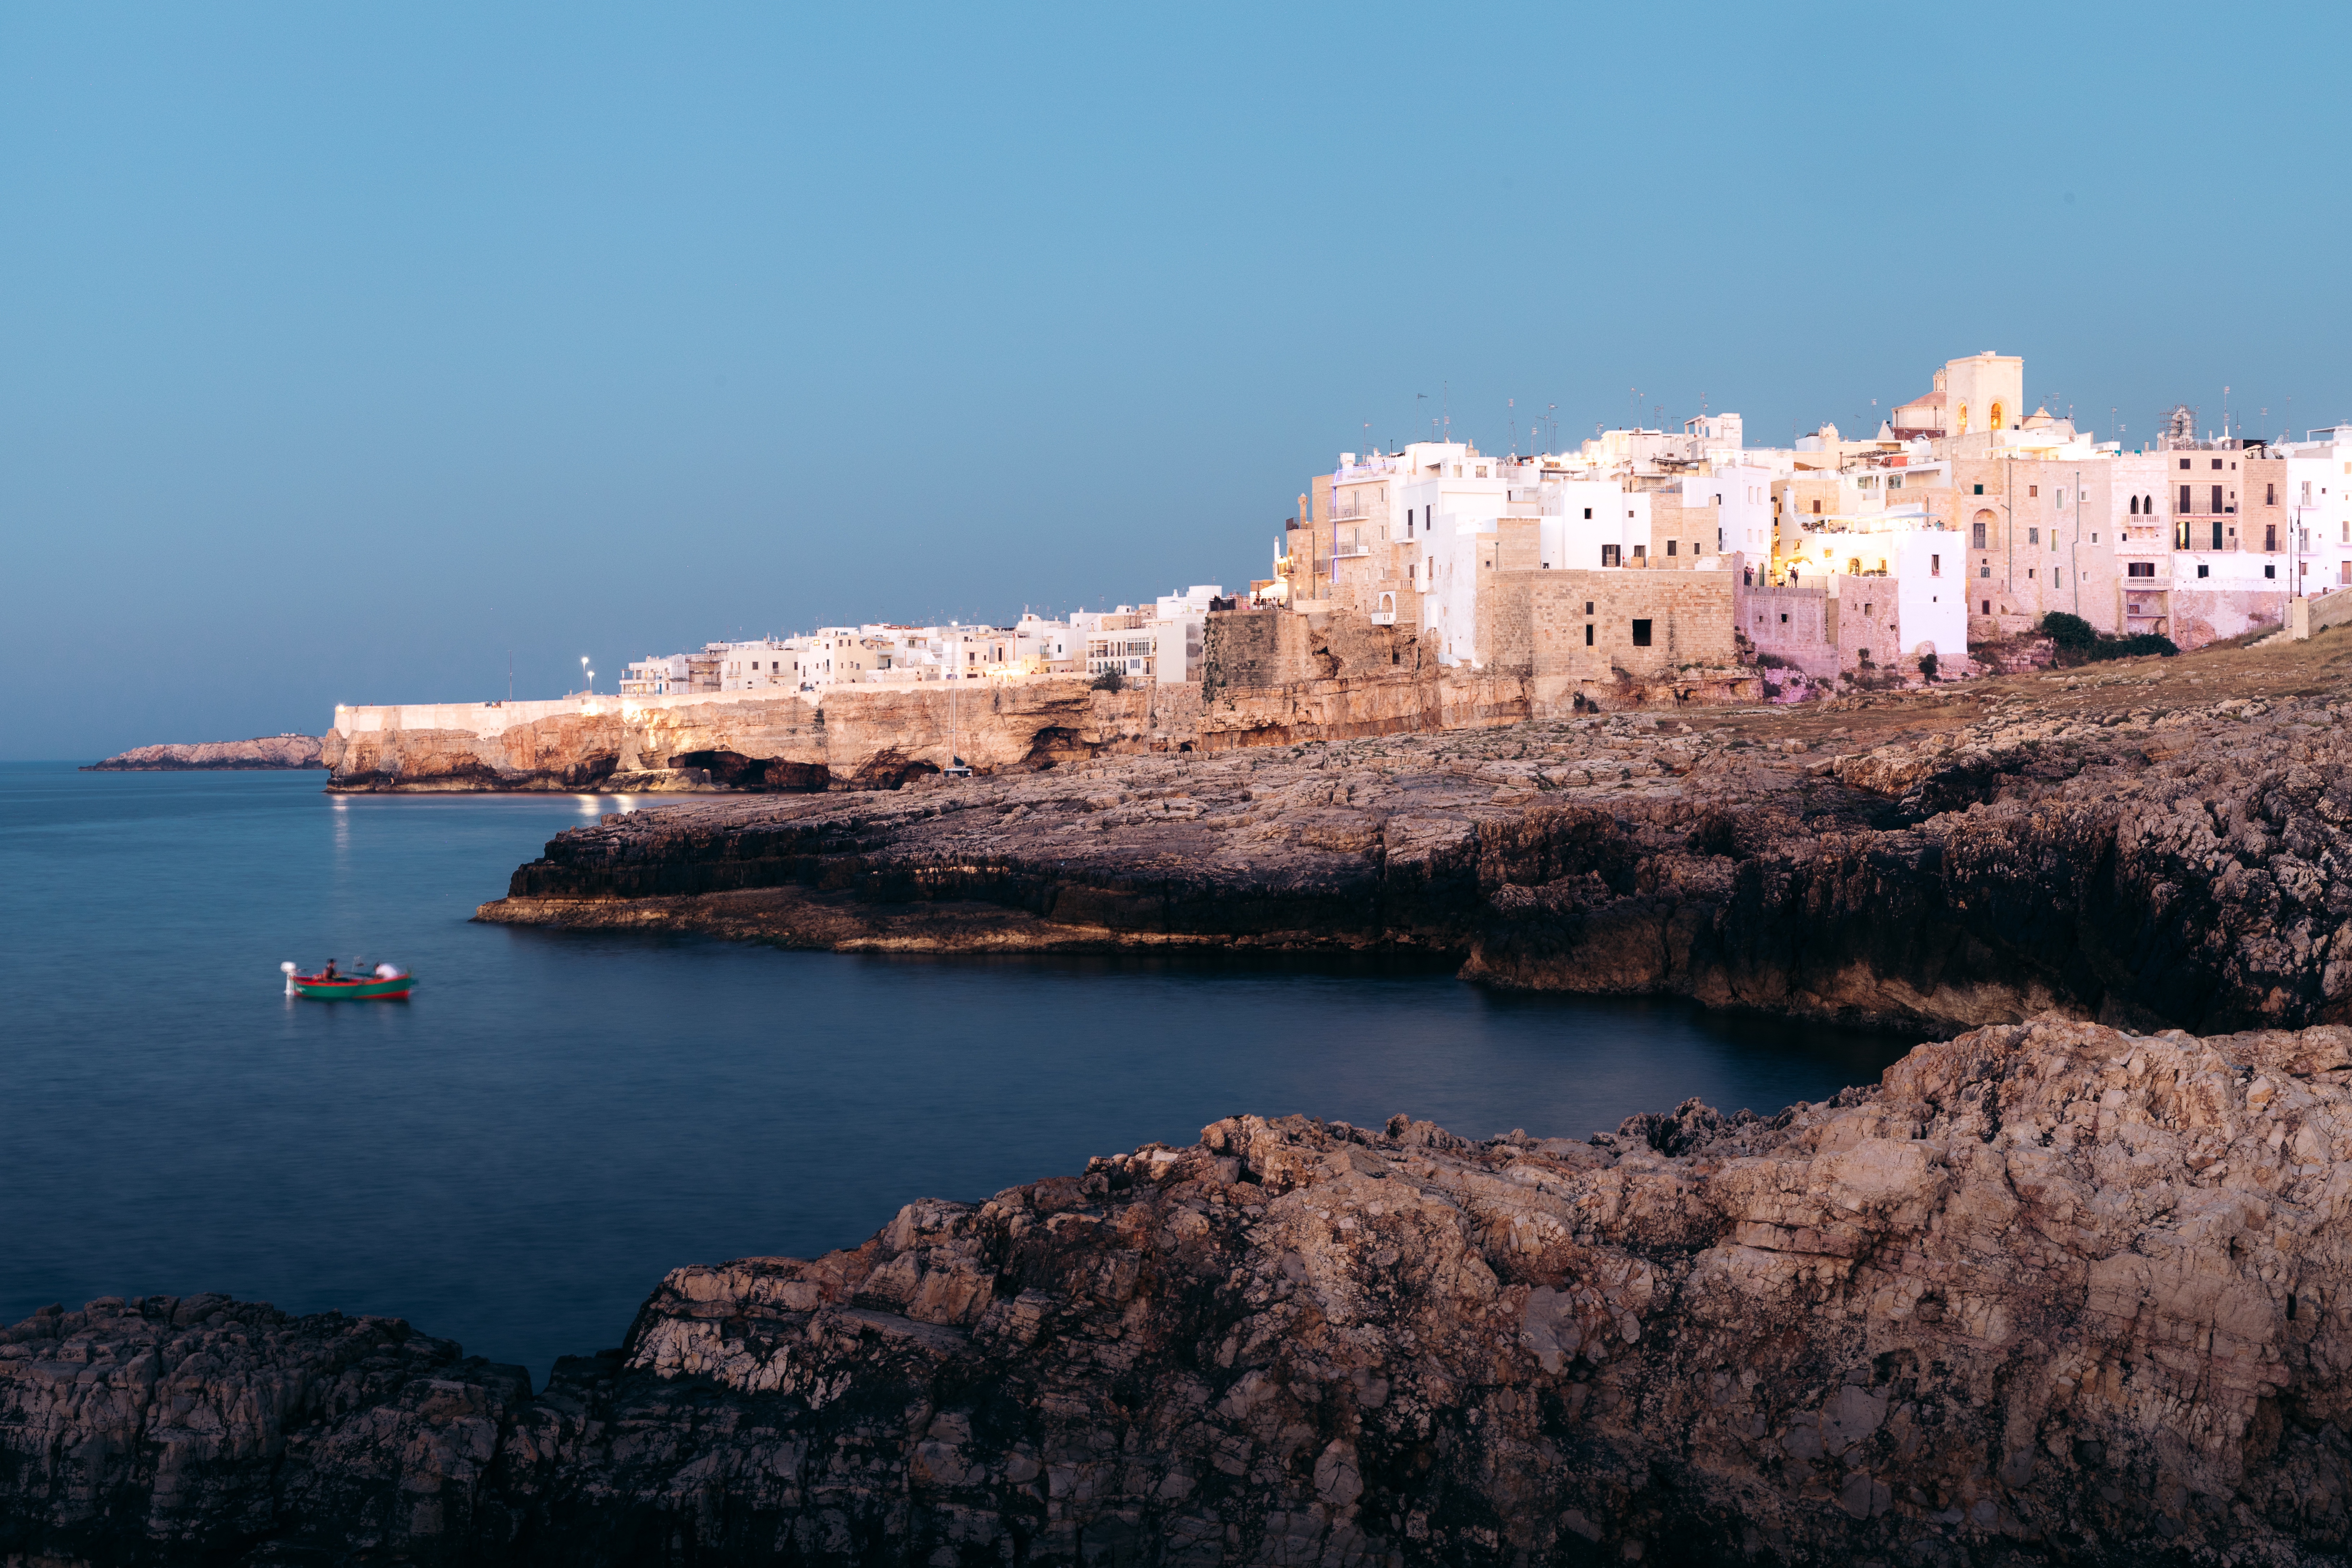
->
[[82, 733, 323, 770], [11, 1019, 2352, 1564], [480, 638, 2352, 1035]]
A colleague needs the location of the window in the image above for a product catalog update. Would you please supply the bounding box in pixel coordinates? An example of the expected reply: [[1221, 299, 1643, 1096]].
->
[[1931, 555, 1941, 576], [1582, 507, 1593, 520], [1972, 519, 1988, 548], [2128, 562, 2155, 577], [2180, 485, 2194, 513], [1666, 540, 1678, 556], [1632, 544, 1646, 560], [1779, 613, 1789, 624], [1974, 483, 1985, 495], [2178, 459, 2191, 470], [2211, 459, 2224, 470], [2212, 521, 2224, 549], [1980, 565, 1991, 578], [2028, 527, 2040, 545], [1584, 601, 1594, 614], [2130, 495, 2140, 514], [1982, 600, 1991, 613], [1601, 545, 1620, 566], [1584, 625, 1594, 646], [2266, 484, 2276, 505], [2197, 564, 2210, 578], [2029, 485, 2038, 498], [2266, 524, 2277, 551], [1631, 619, 1653, 647], [2265, 565, 2277, 579], [2212, 486, 2224, 513], [1812, 499, 1822, 513]]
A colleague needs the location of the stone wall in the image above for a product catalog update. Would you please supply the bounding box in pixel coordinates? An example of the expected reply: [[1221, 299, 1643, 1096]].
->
[[1489, 569, 1751, 713], [2171, 586, 2290, 648], [1738, 582, 1836, 677]]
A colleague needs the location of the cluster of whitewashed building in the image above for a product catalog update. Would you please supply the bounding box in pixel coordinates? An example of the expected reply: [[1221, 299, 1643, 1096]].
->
[[1271, 352, 2352, 678], [619, 588, 1230, 698], [620, 352, 2349, 705]]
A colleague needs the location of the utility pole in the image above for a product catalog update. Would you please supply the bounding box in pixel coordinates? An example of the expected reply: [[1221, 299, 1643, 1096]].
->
[[2072, 464, 2082, 616], [2005, 456, 2016, 621]]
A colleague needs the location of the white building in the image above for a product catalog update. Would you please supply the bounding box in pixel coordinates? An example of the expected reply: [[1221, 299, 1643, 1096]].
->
[[619, 654, 692, 697], [717, 639, 802, 691], [1077, 608, 1156, 679], [1780, 507, 1968, 664], [2279, 429, 2352, 596]]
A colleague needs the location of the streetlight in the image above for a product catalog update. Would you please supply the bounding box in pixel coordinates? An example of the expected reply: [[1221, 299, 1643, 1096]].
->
[[581, 655, 592, 695]]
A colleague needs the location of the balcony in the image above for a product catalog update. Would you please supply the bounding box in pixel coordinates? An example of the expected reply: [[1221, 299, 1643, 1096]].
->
[[1368, 612, 1396, 626], [1331, 544, 1372, 559]]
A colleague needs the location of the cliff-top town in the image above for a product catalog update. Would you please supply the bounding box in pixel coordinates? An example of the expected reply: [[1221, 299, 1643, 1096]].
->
[[614, 351, 2352, 705]]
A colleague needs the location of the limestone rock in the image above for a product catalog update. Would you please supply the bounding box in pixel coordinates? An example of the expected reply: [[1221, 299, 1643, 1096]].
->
[[12, 1021, 2352, 1562], [82, 733, 324, 770], [479, 662, 2352, 1035]]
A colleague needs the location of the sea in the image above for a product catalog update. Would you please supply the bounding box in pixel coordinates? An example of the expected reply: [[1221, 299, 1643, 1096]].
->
[[0, 762, 1917, 1378]]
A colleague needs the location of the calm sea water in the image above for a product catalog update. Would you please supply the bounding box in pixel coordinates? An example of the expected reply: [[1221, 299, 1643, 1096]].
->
[[0, 763, 1915, 1376]]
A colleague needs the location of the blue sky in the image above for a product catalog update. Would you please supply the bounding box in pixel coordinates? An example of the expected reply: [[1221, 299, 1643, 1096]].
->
[[5, 1, 2347, 757]]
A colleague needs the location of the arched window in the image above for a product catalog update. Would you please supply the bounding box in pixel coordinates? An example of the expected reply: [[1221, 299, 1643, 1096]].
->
[[1956, 404, 1969, 436], [2129, 495, 2140, 514], [1989, 401, 2005, 432]]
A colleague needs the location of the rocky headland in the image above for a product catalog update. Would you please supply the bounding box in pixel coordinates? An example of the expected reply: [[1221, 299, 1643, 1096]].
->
[[10, 1017, 2352, 1564], [82, 733, 324, 771], [480, 631, 2352, 1038]]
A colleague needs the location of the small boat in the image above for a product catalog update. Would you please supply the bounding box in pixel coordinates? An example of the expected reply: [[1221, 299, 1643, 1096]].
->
[[280, 960, 416, 1000]]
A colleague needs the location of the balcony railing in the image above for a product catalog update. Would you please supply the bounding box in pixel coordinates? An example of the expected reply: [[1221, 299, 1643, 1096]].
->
[[1331, 544, 1372, 559]]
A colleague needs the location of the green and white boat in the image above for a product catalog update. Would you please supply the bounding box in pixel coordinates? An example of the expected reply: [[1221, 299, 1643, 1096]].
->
[[280, 961, 415, 1000]]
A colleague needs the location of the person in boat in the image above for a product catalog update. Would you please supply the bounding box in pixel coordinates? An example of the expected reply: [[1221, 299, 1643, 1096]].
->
[[321, 960, 338, 979]]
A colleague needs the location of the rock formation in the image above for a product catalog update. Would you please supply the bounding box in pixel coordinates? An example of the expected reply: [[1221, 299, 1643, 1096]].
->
[[320, 615, 1682, 794], [9, 1018, 2352, 1564], [482, 634, 2352, 1037], [82, 733, 324, 771]]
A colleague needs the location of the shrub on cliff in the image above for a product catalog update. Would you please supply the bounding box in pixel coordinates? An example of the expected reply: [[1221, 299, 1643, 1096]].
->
[[1090, 669, 1127, 692], [2091, 631, 2179, 660], [2041, 611, 2176, 665], [2041, 611, 2097, 650]]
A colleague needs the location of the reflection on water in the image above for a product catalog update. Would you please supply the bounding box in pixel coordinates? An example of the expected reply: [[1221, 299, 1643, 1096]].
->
[[0, 764, 1918, 1376]]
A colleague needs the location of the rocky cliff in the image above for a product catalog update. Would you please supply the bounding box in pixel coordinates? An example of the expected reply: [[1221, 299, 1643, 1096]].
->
[[481, 632, 2352, 1037], [319, 618, 1591, 794], [320, 673, 1502, 795], [82, 733, 324, 771], [10, 1018, 2352, 1564]]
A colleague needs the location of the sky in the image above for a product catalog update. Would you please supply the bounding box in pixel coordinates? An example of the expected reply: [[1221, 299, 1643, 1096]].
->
[[5, 1, 2349, 758]]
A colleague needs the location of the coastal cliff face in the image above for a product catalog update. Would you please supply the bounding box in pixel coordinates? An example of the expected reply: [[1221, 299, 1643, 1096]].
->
[[82, 733, 324, 771], [322, 682, 1180, 793], [481, 635, 2352, 1037], [322, 675, 1479, 795], [318, 614, 1760, 797], [10, 1019, 2352, 1565], [319, 618, 1554, 795]]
